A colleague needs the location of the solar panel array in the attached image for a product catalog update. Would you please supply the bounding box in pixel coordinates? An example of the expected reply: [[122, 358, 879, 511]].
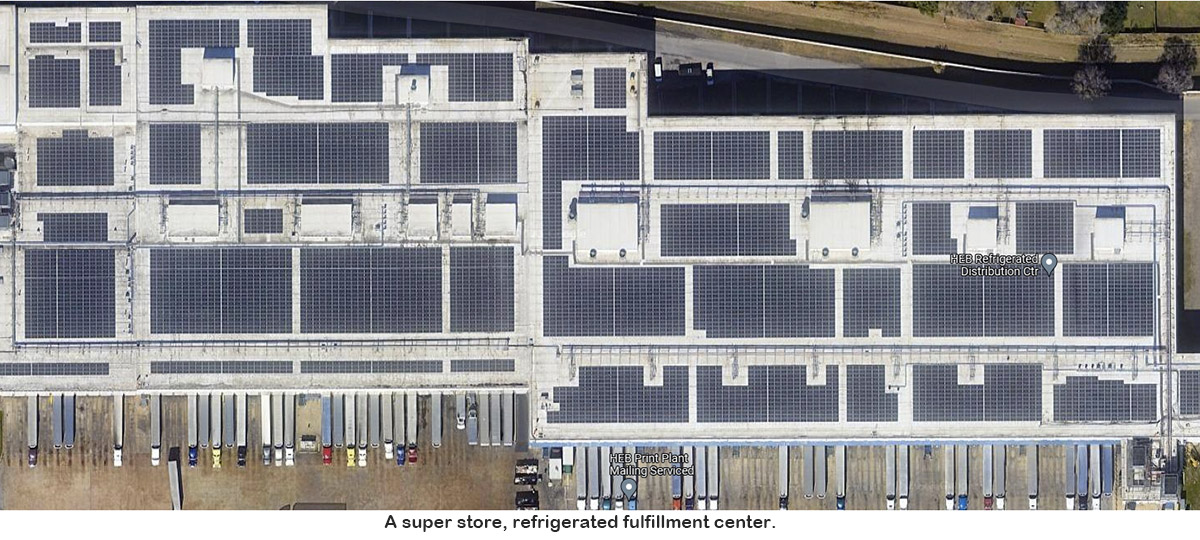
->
[[911, 202, 957, 255], [777, 131, 805, 180], [547, 366, 689, 423], [913, 130, 965, 179], [150, 360, 292, 374], [660, 204, 795, 257], [243, 208, 284, 234], [301, 360, 443, 374], [542, 116, 639, 249], [653, 131, 770, 180], [148, 19, 239, 105], [89, 22, 122, 43], [542, 256, 685, 337], [150, 123, 201, 184], [28, 55, 80, 108], [811, 130, 903, 180], [1052, 376, 1157, 422], [1121, 129, 1161, 177], [843, 267, 901, 337], [1063, 263, 1155, 336], [450, 359, 517, 373], [150, 248, 292, 334], [912, 264, 1054, 337], [247, 19, 323, 100], [30, 22, 81, 43], [912, 364, 1041, 421], [974, 129, 1032, 178], [697, 365, 839, 422], [39, 213, 108, 242], [300, 247, 442, 334], [1180, 371, 1200, 416], [88, 49, 122, 106], [330, 53, 408, 102], [25, 249, 116, 338], [247, 123, 389, 184], [846, 365, 898, 422], [450, 246, 515, 332], [0, 363, 109, 376], [36, 131, 114, 186], [1044, 129, 1120, 178], [693, 265, 835, 338], [420, 122, 518, 184], [1015, 201, 1074, 254], [414, 52, 513, 102], [593, 67, 626, 109]]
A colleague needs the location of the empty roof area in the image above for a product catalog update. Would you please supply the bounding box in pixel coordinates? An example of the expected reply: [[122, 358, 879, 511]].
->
[[0, 4, 1191, 443]]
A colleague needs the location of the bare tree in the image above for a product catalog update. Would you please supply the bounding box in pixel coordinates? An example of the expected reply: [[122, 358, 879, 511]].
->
[[941, 1, 993, 20], [1045, 1, 1104, 35], [1072, 64, 1111, 100], [1156, 36, 1198, 94], [1077, 34, 1115, 65]]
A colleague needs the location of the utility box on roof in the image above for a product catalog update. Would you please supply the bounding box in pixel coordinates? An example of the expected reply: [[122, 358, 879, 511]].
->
[[407, 197, 438, 239], [1093, 206, 1125, 254], [575, 191, 638, 261], [167, 200, 219, 238], [485, 194, 517, 238], [809, 191, 870, 256], [300, 199, 353, 238], [451, 199, 472, 239], [965, 206, 998, 253]]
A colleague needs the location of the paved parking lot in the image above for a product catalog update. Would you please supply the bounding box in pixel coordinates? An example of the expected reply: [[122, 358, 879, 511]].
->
[[0, 395, 534, 510]]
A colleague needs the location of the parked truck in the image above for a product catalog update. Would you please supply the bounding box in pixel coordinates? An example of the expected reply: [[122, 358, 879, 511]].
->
[[381, 393, 394, 460], [944, 446, 956, 510], [995, 445, 1007, 510], [355, 393, 367, 467], [223, 394, 236, 452], [27, 395, 38, 467], [260, 394, 272, 466], [235, 393, 247, 467], [778, 446, 789, 510], [344, 393, 356, 467], [802, 445, 815, 499], [683, 446, 695, 509], [576, 447, 588, 510], [273, 393, 284, 467], [835, 445, 846, 510], [588, 446, 601, 510], [599, 446, 612, 509], [671, 448, 684, 510], [502, 391, 514, 447], [955, 444, 968, 510], [983, 445, 994, 510], [815, 445, 828, 501], [187, 394, 198, 467], [1065, 444, 1077, 510], [63, 394, 75, 450], [886, 445, 897, 510], [695, 445, 707, 510], [1027, 445, 1039, 510], [151, 394, 163, 467], [321, 394, 333, 465], [209, 393, 221, 468], [1075, 445, 1088, 510], [112, 394, 124, 467], [897, 445, 909, 510], [478, 392, 491, 447], [369, 393, 381, 450], [52, 394, 63, 449], [1089, 444, 1101, 510], [489, 393, 502, 447], [392, 392, 404, 466], [198, 393, 209, 450], [466, 393, 478, 446], [708, 445, 720, 510], [405, 392, 418, 463], [1101, 444, 1114, 498], [430, 392, 443, 449], [283, 393, 295, 467], [455, 392, 467, 430]]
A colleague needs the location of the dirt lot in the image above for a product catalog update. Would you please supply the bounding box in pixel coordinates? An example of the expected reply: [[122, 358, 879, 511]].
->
[[0, 395, 536, 510], [630, 1, 1197, 65]]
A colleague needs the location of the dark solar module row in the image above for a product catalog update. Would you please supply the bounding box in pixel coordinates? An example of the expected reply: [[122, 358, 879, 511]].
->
[[911, 202, 957, 255], [450, 359, 517, 372], [0, 363, 109, 376], [1015, 201, 1074, 254], [660, 203, 795, 257], [420, 122, 518, 184], [330, 53, 407, 102], [1063, 263, 1155, 337], [693, 265, 835, 338], [812, 130, 903, 180], [913, 130, 965, 179], [911, 264, 1054, 337], [1052, 376, 1157, 422], [975, 129, 1032, 178], [1043, 128, 1162, 178], [243, 208, 284, 234], [1182, 370, 1200, 416], [148, 19, 239, 105], [36, 130, 113, 186], [542, 116, 639, 249], [593, 67, 627, 109], [542, 256, 685, 337], [449, 246, 515, 332], [150, 360, 292, 374], [150, 123, 201, 185], [414, 52, 513, 102], [29, 22, 81, 43], [697, 365, 839, 422], [24, 249, 116, 338], [150, 248, 292, 334], [88, 49, 122, 107], [912, 364, 1041, 422], [300, 247, 441, 334], [39, 213, 108, 242], [246, 123, 389, 184], [28, 55, 80, 108], [300, 360, 443, 374], [653, 131, 770, 180], [547, 366, 689, 423], [843, 267, 901, 337], [89, 21, 122, 43]]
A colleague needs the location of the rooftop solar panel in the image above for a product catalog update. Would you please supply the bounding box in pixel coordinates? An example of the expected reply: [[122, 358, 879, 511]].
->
[[415, 52, 513, 102], [660, 204, 795, 257], [300, 360, 443, 374], [450, 246, 515, 332], [150, 248, 292, 334], [29, 22, 81, 43], [912, 364, 984, 421], [88, 49, 122, 107], [913, 130, 965, 179], [36, 131, 114, 186], [542, 256, 685, 337], [420, 122, 518, 184], [150, 123, 201, 185], [24, 249, 116, 339], [150, 360, 292, 374], [846, 365, 898, 422], [542, 116, 639, 249], [1063, 263, 1155, 337], [593, 67, 626, 109], [1053, 376, 1157, 422], [247, 123, 389, 184], [1181, 371, 1200, 416], [811, 130, 903, 180], [89, 21, 122, 43], [653, 131, 769, 180], [148, 19, 239, 105], [243, 208, 284, 234], [911, 202, 957, 255], [300, 247, 442, 334], [39, 213, 108, 242], [450, 359, 516, 373], [912, 264, 983, 337], [548, 366, 689, 423], [0, 363, 109, 376], [843, 267, 901, 337], [1015, 201, 1074, 254], [330, 53, 407, 102], [974, 129, 1032, 178], [778, 131, 805, 180], [1121, 129, 1161, 177], [984, 270, 1055, 336], [28, 55, 80, 108], [696, 365, 839, 422], [1043, 129, 1120, 178]]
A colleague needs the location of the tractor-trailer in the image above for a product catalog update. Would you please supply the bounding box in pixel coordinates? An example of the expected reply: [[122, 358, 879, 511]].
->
[[835, 445, 846, 510], [63, 394, 76, 449], [223, 393, 236, 450], [112, 394, 124, 467], [405, 391, 418, 462], [260, 394, 272, 465], [983, 445, 994, 503], [210, 393, 222, 467], [995, 445, 1007, 510], [588, 446, 601, 510], [599, 446, 612, 509], [331, 393, 344, 448], [708, 445, 720, 510], [455, 392, 467, 431], [369, 393, 381, 449], [576, 447, 588, 510], [355, 393, 367, 467], [897, 445, 908, 510], [502, 391, 514, 447], [52, 394, 63, 449], [955, 444, 968, 510], [478, 392, 491, 447], [778, 446, 789, 510], [671, 449, 684, 509], [151, 394, 162, 466], [1089, 444, 1101, 509], [489, 393, 502, 446], [944, 446, 955, 510], [321, 395, 333, 447], [284, 393, 296, 466], [886, 445, 897, 510], [695, 445, 708, 510], [683, 446, 695, 509], [27, 395, 38, 467], [392, 392, 404, 463], [815, 445, 828, 500], [802, 445, 815, 499], [1101, 444, 1114, 496], [1075, 445, 1088, 509], [345, 393, 356, 466], [187, 394, 198, 449], [1027, 445, 1039, 510], [273, 393, 285, 466], [198, 393, 210, 449], [466, 393, 478, 446], [1065, 444, 1077, 509], [430, 392, 443, 449], [381, 393, 394, 459]]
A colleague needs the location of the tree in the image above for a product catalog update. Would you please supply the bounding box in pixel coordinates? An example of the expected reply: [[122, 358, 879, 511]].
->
[[1156, 36, 1198, 94], [1045, 1, 1104, 35], [941, 1, 993, 21], [1073, 64, 1111, 100], [1078, 34, 1115, 65], [913, 1, 940, 17], [1100, 2, 1128, 34]]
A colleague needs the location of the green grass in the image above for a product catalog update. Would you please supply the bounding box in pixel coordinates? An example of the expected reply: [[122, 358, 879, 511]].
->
[[1126, 2, 1157, 30], [1159, 1, 1200, 29], [1028, 1, 1055, 24], [1185, 444, 1200, 510]]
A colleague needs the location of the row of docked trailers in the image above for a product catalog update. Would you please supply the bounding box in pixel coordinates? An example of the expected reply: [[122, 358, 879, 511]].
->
[[572, 446, 719, 510], [460, 391, 516, 448], [1064, 444, 1116, 510], [779, 446, 848, 509]]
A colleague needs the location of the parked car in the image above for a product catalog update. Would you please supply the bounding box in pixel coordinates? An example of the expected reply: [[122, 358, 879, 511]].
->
[[516, 490, 540, 510]]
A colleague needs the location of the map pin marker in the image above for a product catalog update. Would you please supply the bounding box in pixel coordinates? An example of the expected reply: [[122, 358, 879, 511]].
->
[[1041, 253, 1058, 276], [621, 477, 638, 499]]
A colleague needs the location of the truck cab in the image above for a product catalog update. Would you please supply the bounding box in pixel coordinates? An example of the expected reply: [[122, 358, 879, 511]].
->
[[187, 446, 197, 468], [357, 443, 367, 467], [114, 445, 123, 468], [957, 495, 968, 510], [886, 494, 895, 510], [836, 496, 845, 510], [285, 444, 296, 467], [346, 447, 356, 467], [211, 447, 220, 469], [152, 445, 162, 467], [322, 445, 332, 465], [237, 446, 247, 468], [407, 443, 418, 464], [28, 446, 38, 468], [778, 495, 788, 510]]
